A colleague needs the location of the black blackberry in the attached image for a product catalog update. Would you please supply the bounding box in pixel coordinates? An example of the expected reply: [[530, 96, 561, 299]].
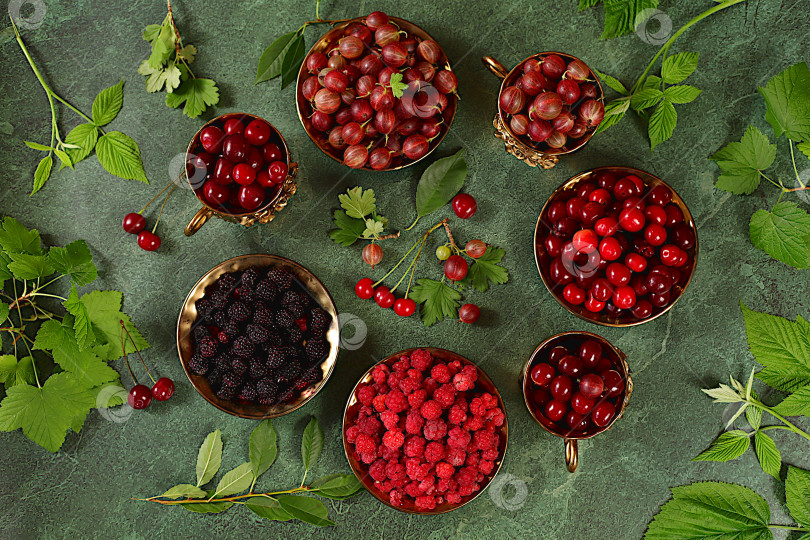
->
[[237, 382, 257, 402], [232, 336, 255, 358], [214, 354, 233, 373], [265, 329, 284, 346], [198, 336, 218, 358], [281, 290, 306, 318], [222, 371, 242, 389], [228, 301, 250, 323], [192, 325, 209, 342], [188, 354, 209, 375], [235, 285, 254, 302], [232, 357, 248, 376], [256, 377, 278, 402], [286, 326, 304, 345], [216, 330, 230, 344], [216, 273, 237, 292], [207, 367, 224, 389], [246, 324, 269, 344], [249, 359, 267, 379], [255, 279, 278, 301], [253, 302, 275, 327], [304, 338, 328, 362], [267, 267, 293, 288], [217, 385, 236, 401], [264, 346, 287, 369], [241, 267, 259, 286], [309, 308, 331, 336], [294, 366, 322, 391], [276, 359, 302, 383], [277, 386, 297, 403], [208, 291, 229, 310], [275, 308, 296, 329], [195, 298, 213, 318]]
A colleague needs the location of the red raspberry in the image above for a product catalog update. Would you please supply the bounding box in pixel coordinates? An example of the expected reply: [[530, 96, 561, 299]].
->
[[410, 349, 433, 371], [466, 451, 480, 467], [389, 489, 404, 506], [486, 408, 505, 426], [346, 425, 360, 443], [405, 481, 425, 498], [381, 444, 400, 461], [404, 436, 426, 458], [391, 476, 408, 489], [456, 466, 477, 486], [435, 462, 455, 479], [437, 477, 457, 493], [380, 410, 400, 430], [360, 451, 377, 464], [373, 394, 387, 412], [482, 448, 500, 461], [481, 392, 498, 409], [393, 356, 411, 372], [418, 475, 435, 494], [405, 458, 425, 481], [448, 360, 462, 376], [415, 495, 437, 510], [453, 397, 469, 412], [478, 459, 495, 475], [406, 368, 423, 382], [355, 433, 376, 454], [387, 371, 403, 390], [430, 363, 451, 383], [420, 400, 442, 420], [358, 405, 373, 418], [405, 411, 425, 435], [408, 389, 427, 408], [369, 459, 387, 482], [424, 441, 445, 463], [476, 472, 485, 483], [359, 415, 382, 435], [447, 426, 471, 449], [356, 384, 375, 406], [423, 418, 447, 441], [473, 430, 497, 451], [458, 483, 475, 497], [373, 382, 389, 395], [433, 384, 456, 408], [446, 491, 462, 504], [465, 415, 485, 432], [386, 461, 406, 480], [398, 376, 421, 395], [469, 397, 486, 417], [423, 377, 439, 396], [452, 369, 477, 392], [445, 447, 466, 466], [371, 364, 389, 384], [448, 405, 467, 425], [383, 430, 405, 449], [385, 389, 409, 413]]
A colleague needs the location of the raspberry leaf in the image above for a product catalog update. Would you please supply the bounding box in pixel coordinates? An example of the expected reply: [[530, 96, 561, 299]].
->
[[692, 430, 750, 462], [32, 155, 53, 195], [64, 123, 100, 165], [758, 62, 810, 141], [158, 484, 207, 500], [786, 466, 810, 527], [415, 148, 467, 219], [596, 0, 659, 40], [213, 462, 254, 498], [410, 278, 462, 326], [301, 416, 324, 475], [772, 385, 810, 417], [664, 85, 702, 104], [594, 98, 629, 135], [34, 319, 117, 388], [249, 419, 278, 480], [661, 52, 699, 85], [196, 429, 223, 487], [630, 88, 663, 111], [592, 68, 628, 96], [711, 126, 776, 195], [749, 201, 810, 269], [245, 497, 293, 521], [91, 80, 124, 127], [648, 99, 677, 151], [753, 431, 781, 478], [277, 495, 334, 527], [462, 246, 508, 292], [165, 78, 220, 119], [95, 131, 149, 183], [330, 210, 366, 247]]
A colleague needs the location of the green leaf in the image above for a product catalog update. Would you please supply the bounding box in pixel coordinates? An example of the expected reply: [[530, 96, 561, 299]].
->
[[78, 290, 148, 360], [749, 201, 810, 269], [579, 0, 601, 9], [594, 98, 629, 135], [91, 80, 124, 127], [711, 126, 776, 195], [329, 210, 366, 247], [142, 24, 162, 42], [245, 497, 293, 521], [64, 123, 99, 164], [740, 302, 810, 393], [256, 31, 298, 84], [773, 385, 810, 417], [95, 131, 148, 183], [661, 52, 699, 84], [310, 474, 363, 500], [64, 285, 93, 349], [758, 62, 810, 141], [141, 62, 182, 93], [158, 484, 208, 500], [415, 148, 467, 218], [165, 78, 219, 118], [362, 219, 384, 239], [33, 319, 117, 388], [644, 481, 771, 539], [463, 246, 509, 292], [147, 22, 175, 69], [692, 430, 750, 462], [753, 431, 781, 478], [276, 495, 334, 527], [600, 0, 658, 39], [630, 88, 663, 111], [0, 373, 94, 452], [301, 416, 324, 473], [32, 155, 53, 195], [410, 278, 462, 327], [280, 34, 306, 89], [643, 75, 663, 91], [24, 141, 52, 151], [0, 302, 7, 325], [196, 429, 223, 487], [745, 402, 762, 430], [0, 217, 43, 254], [389, 72, 408, 99], [593, 68, 628, 95], [0, 355, 36, 388], [339, 187, 376, 219], [786, 466, 810, 527], [664, 85, 702, 104], [249, 419, 278, 480], [7, 252, 54, 280], [48, 239, 97, 285], [648, 99, 677, 151], [798, 141, 810, 161], [213, 462, 254, 497], [54, 148, 73, 171], [177, 45, 196, 63]]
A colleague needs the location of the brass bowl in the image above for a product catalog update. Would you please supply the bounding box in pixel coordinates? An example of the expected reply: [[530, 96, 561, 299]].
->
[[534, 166, 699, 327], [481, 53, 604, 169], [183, 112, 298, 236], [295, 16, 458, 171], [342, 348, 508, 514], [521, 331, 632, 472], [176, 254, 340, 418]]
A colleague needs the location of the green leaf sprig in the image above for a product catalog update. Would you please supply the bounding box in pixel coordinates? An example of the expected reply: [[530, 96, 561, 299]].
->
[[590, 0, 745, 150], [407, 148, 467, 230], [139, 0, 220, 118], [330, 187, 395, 246], [709, 62, 810, 269], [10, 18, 148, 193], [139, 417, 362, 526], [0, 217, 149, 451]]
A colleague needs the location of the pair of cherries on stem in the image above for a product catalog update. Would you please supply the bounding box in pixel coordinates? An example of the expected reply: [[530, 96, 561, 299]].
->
[[122, 179, 179, 251], [120, 321, 174, 409]]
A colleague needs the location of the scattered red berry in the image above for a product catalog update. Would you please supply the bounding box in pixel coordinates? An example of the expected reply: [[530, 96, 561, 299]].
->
[[122, 213, 146, 234], [128, 384, 152, 409], [458, 303, 480, 324], [355, 277, 375, 299], [137, 231, 161, 252], [452, 194, 477, 219]]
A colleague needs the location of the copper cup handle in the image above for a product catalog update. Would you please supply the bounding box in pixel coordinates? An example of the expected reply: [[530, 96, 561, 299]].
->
[[564, 438, 578, 473], [185, 207, 213, 236], [482, 56, 509, 80]]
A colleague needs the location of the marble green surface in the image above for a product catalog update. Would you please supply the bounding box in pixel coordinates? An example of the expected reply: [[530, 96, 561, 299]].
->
[[1, 0, 809, 538]]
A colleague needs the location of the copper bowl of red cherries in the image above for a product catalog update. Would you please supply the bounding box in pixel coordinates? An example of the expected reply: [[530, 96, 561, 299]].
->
[[534, 166, 698, 326], [522, 331, 632, 472], [295, 11, 458, 171]]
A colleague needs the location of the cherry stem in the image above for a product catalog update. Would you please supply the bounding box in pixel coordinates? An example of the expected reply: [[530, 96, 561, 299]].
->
[[120, 322, 138, 385], [404, 236, 428, 299], [120, 320, 154, 384], [373, 218, 448, 288], [151, 183, 178, 234], [393, 235, 427, 294], [405, 215, 421, 231]]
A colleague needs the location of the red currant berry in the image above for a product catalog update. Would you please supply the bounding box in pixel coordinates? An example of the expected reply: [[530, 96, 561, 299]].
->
[[579, 373, 604, 398], [137, 231, 161, 251], [355, 278, 375, 299], [545, 399, 568, 422], [602, 370, 625, 397], [563, 283, 586, 305], [128, 384, 152, 409], [570, 392, 595, 415], [458, 303, 480, 324], [151, 377, 175, 401], [592, 401, 616, 428], [550, 374, 573, 401], [531, 363, 556, 386], [558, 355, 584, 377], [232, 163, 256, 186], [393, 298, 417, 317], [122, 213, 146, 234], [452, 194, 477, 219]]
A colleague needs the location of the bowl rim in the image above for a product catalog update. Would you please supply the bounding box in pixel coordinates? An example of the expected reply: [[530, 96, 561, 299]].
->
[[294, 16, 458, 172], [496, 52, 605, 156], [534, 165, 699, 327], [185, 112, 291, 216], [341, 347, 509, 514], [176, 253, 340, 419], [521, 331, 633, 440]]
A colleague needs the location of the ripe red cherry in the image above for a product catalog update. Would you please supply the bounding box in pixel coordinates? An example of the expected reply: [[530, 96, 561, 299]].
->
[[452, 194, 477, 219], [602, 370, 625, 397], [531, 363, 556, 386], [612, 285, 637, 309], [645, 223, 667, 246], [238, 184, 265, 211], [665, 204, 684, 226], [199, 126, 224, 154], [223, 118, 244, 135], [548, 346, 569, 365], [232, 163, 256, 186], [579, 373, 604, 398], [594, 217, 618, 237], [578, 340, 603, 366], [672, 223, 696, 250], [606, 263, 631, 287], [645, 205, 667, 227], [592, 402, 616, 428], [268, 161, 288, 184], [355, 278, 375, 299], [376, 290, 395, 309], [203, 179, 230, 207], [563, 283, 586, 305], [584, 295, 605, 313], [558, 355, 584, 377], [625, 253, 647, 273], [261, 143, 283, 162], [223, 134, 249, 163], [137, 231, 161, 252], [128, 384, 152, 409], [393, 298, 417, 317], [660, 244, 687, 267], [613, 178, 636, 200], [444, 255, 468, 281], [567, 410, 588, 430], [244, 119, 272, 146], [619, 208, 645, 232], [458, 303, 480, 324], [632, 299, 653, 319], [122, 213, 145, 234], [550, 374, 573, 401], [573, 229, 598, 254], [598, 237, 622, 261], [545, 399, 568, 422], [648, 184, 672, 206], [151, 377, 175, 401], [570, 392, 595, 415]]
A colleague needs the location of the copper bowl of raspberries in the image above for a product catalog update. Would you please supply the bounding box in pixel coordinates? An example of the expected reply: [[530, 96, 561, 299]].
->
[[534, 166, 698, 326], [177, 254, 340, 418], [342, 348, 508, 514], [522, 332, 632, 473], [295, 11, 459, 171]]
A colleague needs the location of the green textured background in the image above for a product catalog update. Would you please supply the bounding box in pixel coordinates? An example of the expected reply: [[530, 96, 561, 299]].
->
[[1, 0, 809, 538]]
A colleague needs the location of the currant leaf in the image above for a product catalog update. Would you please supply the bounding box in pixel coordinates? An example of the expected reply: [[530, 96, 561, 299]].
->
[[165, 78, 220, 119], [330, 210, 366, 247], [339, 186, 376, 219], [409, 278, 462, 327], [462, 246, 509, 292], [710, 126, 776, 195]]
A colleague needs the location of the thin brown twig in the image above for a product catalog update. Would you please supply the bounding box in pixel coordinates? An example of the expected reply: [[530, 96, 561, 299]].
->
[[442, 221, 457, 250], [378, 231, 401, 240]]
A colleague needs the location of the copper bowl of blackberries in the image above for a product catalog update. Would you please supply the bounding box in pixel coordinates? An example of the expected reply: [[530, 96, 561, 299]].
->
[[295, 11, 458, 171], [183, 113, 298, 236], [482, 52, 604, 168], [177, 254, 340, 418], [534, 166, 698, 326]]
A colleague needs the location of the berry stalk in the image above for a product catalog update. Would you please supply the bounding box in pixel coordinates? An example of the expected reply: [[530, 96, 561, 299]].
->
[[372, 218, 448, 288], [120, 320, 155, 384]]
